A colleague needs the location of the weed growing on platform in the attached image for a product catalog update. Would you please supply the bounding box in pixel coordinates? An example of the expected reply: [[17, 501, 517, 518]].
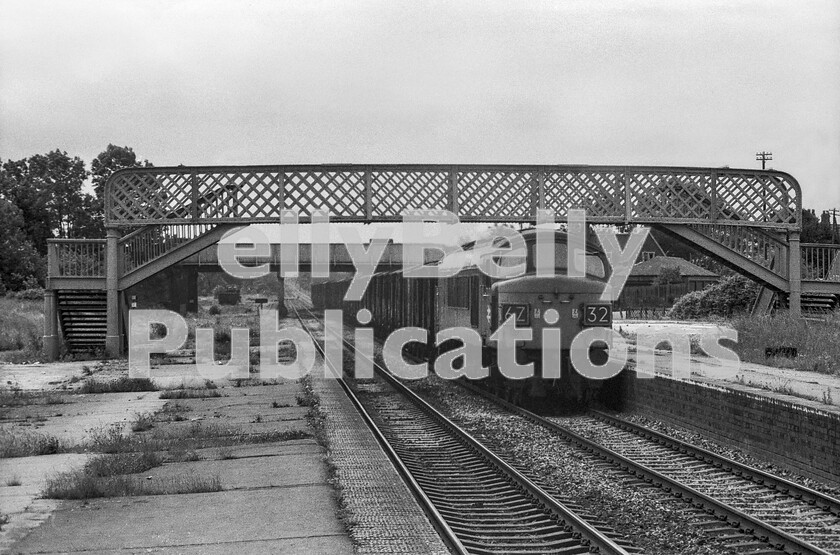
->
[[43, 469, 221, 499], [79, 377, 158, 394], [85, 450, 163, 477], [729, 311, 840, 375], [86, 421, 309, 454], [130, 412, 155, 432], [0, 428, 64, 458], [0, 387, 66, 407], [158, 402, 191, 422], [159, 388, 221, 399]]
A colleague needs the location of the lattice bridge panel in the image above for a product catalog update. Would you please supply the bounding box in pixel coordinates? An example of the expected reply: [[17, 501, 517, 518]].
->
[[106, 164, 801, 229]]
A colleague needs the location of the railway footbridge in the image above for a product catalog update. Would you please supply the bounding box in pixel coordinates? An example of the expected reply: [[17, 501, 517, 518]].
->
[[44, 164, 840, 358]]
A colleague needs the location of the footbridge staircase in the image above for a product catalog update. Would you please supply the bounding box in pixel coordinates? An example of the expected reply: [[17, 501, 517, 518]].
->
[[44, 164, 840, 358]]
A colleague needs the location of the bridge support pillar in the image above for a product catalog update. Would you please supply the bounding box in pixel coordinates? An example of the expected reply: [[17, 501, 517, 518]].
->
[[788, 230, 802, 318], [105, 227, 122, 357], [43, 290, 59, 361], [277, 276, 287, 317]]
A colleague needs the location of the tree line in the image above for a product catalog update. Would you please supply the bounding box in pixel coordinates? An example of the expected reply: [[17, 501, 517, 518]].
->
[[0, 145, 151, 292]]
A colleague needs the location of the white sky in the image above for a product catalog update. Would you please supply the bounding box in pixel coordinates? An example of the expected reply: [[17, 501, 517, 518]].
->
[[1, 0, 839, 209]]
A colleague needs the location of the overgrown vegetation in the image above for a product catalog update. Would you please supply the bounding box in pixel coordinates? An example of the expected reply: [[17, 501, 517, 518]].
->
[[159, 388, 222, 399], [78, 377, 158, 394], [0, 428, 64, 458], [0, 297, 43, 362], [43, 463, 221, 499], [130, 412, 155, 432], [729, 311, 840, 375], [86, 421, 309, 454], [0, 385, 65, 407], [84, 450, 163, 477], [668, 275, 758, 319]]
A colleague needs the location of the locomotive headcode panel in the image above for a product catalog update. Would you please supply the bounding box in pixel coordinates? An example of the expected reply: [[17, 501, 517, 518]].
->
[[583, 303, 612, 326], [500, 303, 529, 326]]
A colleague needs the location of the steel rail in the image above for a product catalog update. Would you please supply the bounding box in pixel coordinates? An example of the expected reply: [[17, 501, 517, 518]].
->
[[291, 300, 632, 555], [456, 379, 834, 555], [589, 409, 840, 517], [288, 302, 468, 555]]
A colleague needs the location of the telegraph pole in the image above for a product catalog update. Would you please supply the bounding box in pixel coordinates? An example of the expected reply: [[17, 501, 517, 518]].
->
[[756, 151, 773, 170]]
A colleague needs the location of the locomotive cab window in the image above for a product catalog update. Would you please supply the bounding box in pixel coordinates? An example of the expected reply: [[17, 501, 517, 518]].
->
[[526, 242, 607, 279]]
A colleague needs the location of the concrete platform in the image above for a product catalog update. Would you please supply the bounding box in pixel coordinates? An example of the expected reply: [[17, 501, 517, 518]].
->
[[10, 488, 350, 554], [1, 367, 355, 555], [616, 319, 840, 411]]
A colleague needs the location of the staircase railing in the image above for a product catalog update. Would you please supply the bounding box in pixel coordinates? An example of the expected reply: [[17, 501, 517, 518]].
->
[[687, 223, 789, 280], [119, 223, 216, 275], [45, 223, 218, 281], [47, 239, 106, 278]]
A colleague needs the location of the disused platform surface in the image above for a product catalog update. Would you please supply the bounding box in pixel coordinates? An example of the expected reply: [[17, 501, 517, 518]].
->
[[2, 377, 354, 554]]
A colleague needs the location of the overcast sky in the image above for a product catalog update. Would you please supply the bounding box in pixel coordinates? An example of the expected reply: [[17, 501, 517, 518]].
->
[[1, 0, 838, 209]]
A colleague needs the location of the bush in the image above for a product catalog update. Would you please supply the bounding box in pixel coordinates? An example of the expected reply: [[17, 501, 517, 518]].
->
[[0, 297, 43, 361], [13, 287, 44, 300], [208, 304, 221, 315], [668, 275, 758, 319]]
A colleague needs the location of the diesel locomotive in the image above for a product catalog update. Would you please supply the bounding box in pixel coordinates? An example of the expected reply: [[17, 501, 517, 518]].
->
[[311, 228, 623, 413]]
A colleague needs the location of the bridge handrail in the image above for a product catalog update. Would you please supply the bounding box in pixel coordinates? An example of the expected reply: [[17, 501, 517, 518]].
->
[[47, 239, 106, 278], [104, 164, 802, 230], [688, 223, 789, 279], [119, 223, 216, 275], [801, 243, 840, 281]]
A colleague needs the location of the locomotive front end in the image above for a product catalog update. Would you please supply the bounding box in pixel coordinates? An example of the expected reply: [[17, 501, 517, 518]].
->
[[482, 229, 619, 413]]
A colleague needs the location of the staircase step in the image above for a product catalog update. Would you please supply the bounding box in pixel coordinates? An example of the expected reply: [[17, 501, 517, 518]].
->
[[56, 290, 107, 353]]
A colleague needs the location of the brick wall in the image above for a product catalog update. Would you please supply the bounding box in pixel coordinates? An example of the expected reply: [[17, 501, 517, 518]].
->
[[619, 370, 840, 486]]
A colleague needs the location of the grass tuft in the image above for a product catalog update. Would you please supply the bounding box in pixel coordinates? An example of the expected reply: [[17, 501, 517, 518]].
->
[[130, 412, 155, 432], [0, 428, 65, 458], [43, 470, 221, 499], [79, 377, 158, 394], [86, 421, 309, 454], [0, 387, 67, 407], [84, 451, 163, 477], [159, 388, 222, 399]]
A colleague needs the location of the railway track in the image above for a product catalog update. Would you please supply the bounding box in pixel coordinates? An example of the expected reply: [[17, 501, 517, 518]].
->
[[456, 380, 840, 555], [571, 411, 840, 553], [289, 300, 638, 555]]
